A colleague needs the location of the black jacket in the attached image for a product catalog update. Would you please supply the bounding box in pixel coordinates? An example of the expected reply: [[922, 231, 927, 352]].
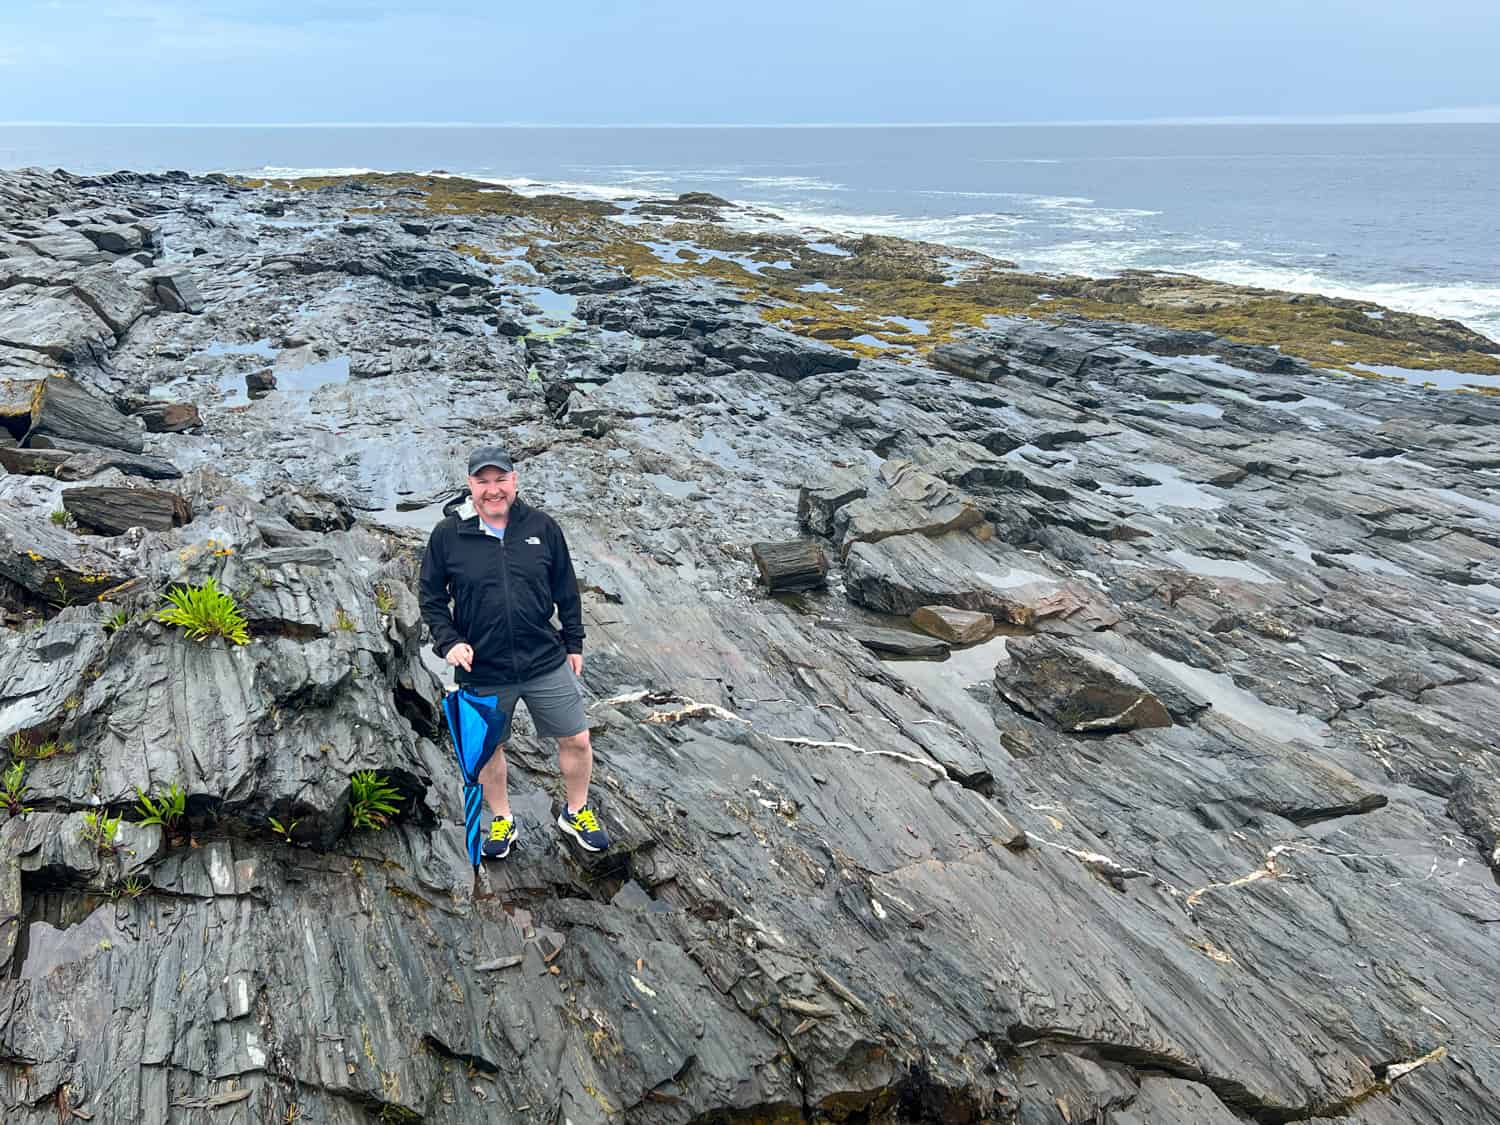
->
[[418, 495, 584, 686]]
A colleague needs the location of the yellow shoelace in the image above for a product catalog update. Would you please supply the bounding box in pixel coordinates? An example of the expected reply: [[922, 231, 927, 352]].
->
[[571, 808, 599, 832], [490, 818, 512, 840]]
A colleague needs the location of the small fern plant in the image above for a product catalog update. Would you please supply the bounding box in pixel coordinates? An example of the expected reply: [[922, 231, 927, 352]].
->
[[80, 810, 122, 853], [2, 761, 32, 817], [135, 783, 186, 830], [156, 577, 250, 645], [348, 770, 402, 831]]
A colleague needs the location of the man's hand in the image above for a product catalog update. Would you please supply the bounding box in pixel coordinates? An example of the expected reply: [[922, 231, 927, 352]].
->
[[445, 643, 474, 672], [567, 653, 583, 677]]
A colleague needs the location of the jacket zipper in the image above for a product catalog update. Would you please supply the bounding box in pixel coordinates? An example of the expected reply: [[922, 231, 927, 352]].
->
[[498, 534, 517, 682]]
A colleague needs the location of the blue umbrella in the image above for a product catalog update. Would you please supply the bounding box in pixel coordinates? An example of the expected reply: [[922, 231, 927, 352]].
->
[[440, 687, 507, 868]]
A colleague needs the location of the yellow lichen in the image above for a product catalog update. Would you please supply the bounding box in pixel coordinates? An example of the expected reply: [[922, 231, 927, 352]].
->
[[231, 172, 1500, 379]]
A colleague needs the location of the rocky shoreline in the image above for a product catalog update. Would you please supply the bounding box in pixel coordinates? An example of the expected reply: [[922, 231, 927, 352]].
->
[[2, 165, 1499, 1123]]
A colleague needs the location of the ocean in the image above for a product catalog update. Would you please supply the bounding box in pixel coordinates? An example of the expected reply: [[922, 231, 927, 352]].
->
[[3, 123, 1497, 339]]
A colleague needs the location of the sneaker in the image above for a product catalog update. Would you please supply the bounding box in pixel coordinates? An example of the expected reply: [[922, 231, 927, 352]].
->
[[557, 805, 610, 852], [483, 816, 517, 860]]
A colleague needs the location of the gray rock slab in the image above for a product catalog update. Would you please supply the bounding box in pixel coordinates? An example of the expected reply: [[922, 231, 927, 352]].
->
[[18, 230, 104, 261], [71, 262, 153, 335], [845, 530, 1119, 628], [25, 374, 144, 452], [0, 292, 113, 361], [846, 624, 950, 659]]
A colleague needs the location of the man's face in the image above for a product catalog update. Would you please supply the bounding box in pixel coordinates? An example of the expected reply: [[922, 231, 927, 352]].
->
[[468, 466, 517, 523]]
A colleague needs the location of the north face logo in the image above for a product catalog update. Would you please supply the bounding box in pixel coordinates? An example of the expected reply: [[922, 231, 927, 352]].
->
[[525, 536, 541, 545]]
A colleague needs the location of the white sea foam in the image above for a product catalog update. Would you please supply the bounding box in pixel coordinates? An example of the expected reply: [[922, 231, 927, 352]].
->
[[478, 176, 644, 201], [737, 175, 848, 192], [730, 205, 1031, 246], [1179, 260, 1500, 340], [238, 165, 383, 178], [732, 196, 1500, 338]]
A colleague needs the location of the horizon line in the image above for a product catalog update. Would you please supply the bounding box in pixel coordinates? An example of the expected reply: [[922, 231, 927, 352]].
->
[[3, 107, 1500, 129]]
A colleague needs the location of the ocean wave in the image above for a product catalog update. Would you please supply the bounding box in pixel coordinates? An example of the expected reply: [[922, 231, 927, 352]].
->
[[729, 204, 1031, 247], [737, 175, 848, 192], [1031, 195, 1098, 208], [608, 166, 742, 176], [478, 177, 645, 201], [917, 189, 1088, 202], [1178, 260, 1500, 340], [237, 165, 384, 178]]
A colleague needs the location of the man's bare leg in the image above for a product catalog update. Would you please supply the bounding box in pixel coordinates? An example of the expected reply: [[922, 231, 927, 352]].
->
[[557, 730, 593, 812], [479, 749, 510, 819]]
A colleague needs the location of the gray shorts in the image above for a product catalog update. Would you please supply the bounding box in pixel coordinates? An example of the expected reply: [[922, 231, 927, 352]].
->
[[466, 661, 588, 743]]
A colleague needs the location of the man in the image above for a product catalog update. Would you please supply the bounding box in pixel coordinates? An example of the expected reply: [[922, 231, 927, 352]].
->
[[419, 445, 609, 858]]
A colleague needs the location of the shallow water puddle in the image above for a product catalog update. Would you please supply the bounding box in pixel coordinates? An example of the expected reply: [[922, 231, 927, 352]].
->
[[1432, 488, 1500, 523], [1340, 552, 1413, 578], [695, 430, 743, 468], [215, 354, 350, 408], [1166, 401, 1225, 419], [1162, 549, 1274, 583], [646, 473, 697, 498], [362, 500, 447, 531], [1102, 463, 1225, 511], [889, 633, 1012, 681], [520, 285, 578, 323], [1352, 361, 1500, 392], [201, 338, 279, 359], [1350, 366, 1500, 396], [973, 566, 1054, 590], [644, 239, 792, 276], [1142, 652, 1327, 745]]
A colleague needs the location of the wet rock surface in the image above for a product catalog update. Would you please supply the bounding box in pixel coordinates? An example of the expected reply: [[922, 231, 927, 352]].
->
[[0, 166, 1498, 1123]]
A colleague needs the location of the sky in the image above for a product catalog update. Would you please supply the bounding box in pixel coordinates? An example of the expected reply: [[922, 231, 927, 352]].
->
[[1, 0, 1498, 125]]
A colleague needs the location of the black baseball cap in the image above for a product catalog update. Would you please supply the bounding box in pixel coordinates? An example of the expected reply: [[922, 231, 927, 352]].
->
[[466, 445, 514, 475]]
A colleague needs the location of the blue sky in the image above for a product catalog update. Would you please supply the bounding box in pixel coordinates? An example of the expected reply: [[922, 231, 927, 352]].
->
[[2, 0, 1497, 125]]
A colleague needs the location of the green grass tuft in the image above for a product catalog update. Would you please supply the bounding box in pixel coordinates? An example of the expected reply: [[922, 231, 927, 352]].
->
[[156, 577, 250, 645], [348, 770, 402, 832]]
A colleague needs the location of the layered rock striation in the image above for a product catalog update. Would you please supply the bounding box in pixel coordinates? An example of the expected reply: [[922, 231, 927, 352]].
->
[[0, 166, 1497, 1124]]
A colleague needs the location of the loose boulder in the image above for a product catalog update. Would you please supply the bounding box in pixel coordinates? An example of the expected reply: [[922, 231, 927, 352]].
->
[[132, 401, 201, 433], [26, 374, 145, 453], [995, 634, 1173, 733], [62, 486, 191, 533], [848, 625, 950, 659], [912, 605, 994, 644], [751, 540, 829, 592], [151, 269, 205, 314], [797, 469, 867, 537]]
